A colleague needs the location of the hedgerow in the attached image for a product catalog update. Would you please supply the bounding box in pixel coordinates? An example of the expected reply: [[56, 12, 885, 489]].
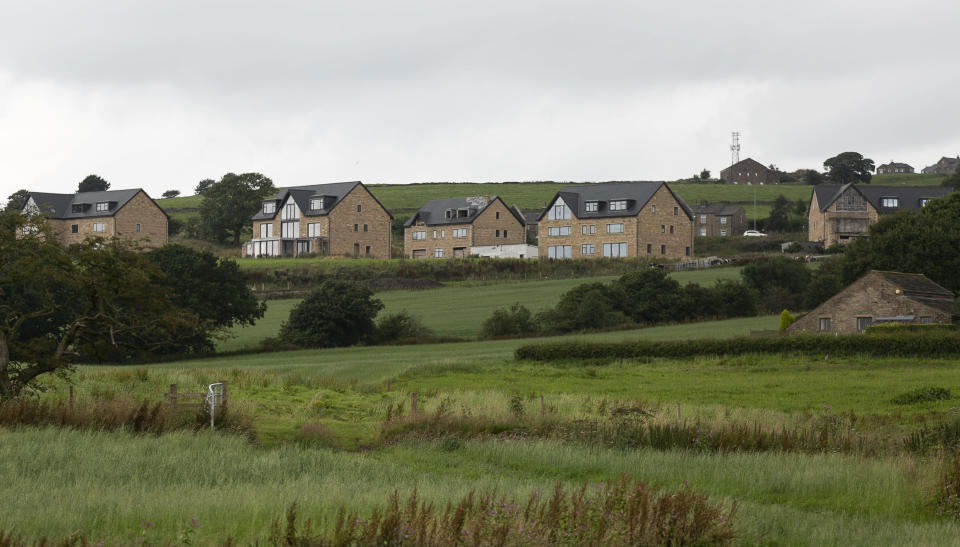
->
[[514, 332, 960, 361]]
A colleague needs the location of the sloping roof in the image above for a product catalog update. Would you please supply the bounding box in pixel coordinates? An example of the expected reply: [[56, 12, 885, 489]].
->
[[692, 203, 743, 216], [253, 181, 380, 221], [875, 271, 955, 314], [537, 182, 693, 222], [813, 184, 953, 213], [25, 189, 145, 219], [877, 162, 913, 170], [722, 158, 768, 172], [403, 196, 524, 228]]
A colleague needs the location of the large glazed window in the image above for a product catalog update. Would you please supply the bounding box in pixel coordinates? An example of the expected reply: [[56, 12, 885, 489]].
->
[[547, 200, 571, 220], [835, 190, 866, 212]]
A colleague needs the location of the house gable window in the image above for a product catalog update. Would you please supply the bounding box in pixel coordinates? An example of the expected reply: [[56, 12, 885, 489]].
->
[[584, 201, 599, 213], [548, 200, 571, 220], [836, 190, 866, 212], [819, 317, 832, 332], [881, 197, 899, 208], [673, 206, 679, 216]]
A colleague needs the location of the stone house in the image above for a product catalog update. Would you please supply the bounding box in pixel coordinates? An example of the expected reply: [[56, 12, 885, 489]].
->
[[536, 182, 694, 260], [691, 202, 746, 237], [720, 158, 780, 185], [403, 196, 525, 258], [786, 271, 955, 335], [245, 181, 392, 258], [21, 189, 168, 247], [921, 156, 960, 175], [876, 161, 914, 174], [807, 184, 953, 247]]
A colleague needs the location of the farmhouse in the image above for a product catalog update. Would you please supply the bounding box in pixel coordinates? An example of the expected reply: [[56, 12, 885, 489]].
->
[[720, 158, 780, 185], [876, 161, 914, 174], [786, 271, 955, 335], [537, 182, 694, 260], [691, 202, 746, 237], [921, 156, 960, 175], [807, 184, 952, 247], [245, 181, 391, 258], [403, 196, 526, 258], [20, 189, 168, 247]]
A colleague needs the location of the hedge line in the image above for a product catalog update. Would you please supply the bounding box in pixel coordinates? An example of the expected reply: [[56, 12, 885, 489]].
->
[[514, 332, 960, 361]]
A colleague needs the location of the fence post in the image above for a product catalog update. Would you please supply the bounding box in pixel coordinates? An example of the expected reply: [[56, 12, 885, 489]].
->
[[410, 392, 418, 416], [69, 386, 74, 409], [676, 403, 681, 422], [540, 395, 545, 417], [169, 384, 178, 411], [221, 380, 228, 412]]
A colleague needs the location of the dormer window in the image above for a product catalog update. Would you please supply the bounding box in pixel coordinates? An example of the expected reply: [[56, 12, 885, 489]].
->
[[445, 209, 454, 219], [310, 198, 325, 210], [96, 202, 109, 212], [584, 201, 599, 213], [610, 200, 627, 211], [920, 198, 930, 207], [71, 204, 83, 213], [881, 197, 899, 208], [263, 202, 276, 214], [458, 209, 469, 218]]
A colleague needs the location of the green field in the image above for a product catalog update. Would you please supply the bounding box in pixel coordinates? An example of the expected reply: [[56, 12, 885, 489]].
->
[[219, 267, 746, 349]]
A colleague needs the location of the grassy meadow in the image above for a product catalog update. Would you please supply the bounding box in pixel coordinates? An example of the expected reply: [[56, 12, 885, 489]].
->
[[218, 266, 745, 349]]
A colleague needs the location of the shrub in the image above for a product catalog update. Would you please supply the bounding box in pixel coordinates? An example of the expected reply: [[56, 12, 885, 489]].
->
[[784, 242, 804, 253], [779, 309, 796, 331], [374, 310, 434, 344], [481, 303, 539, 338], [278, 280, 384, 348], [741, 256, 811, 313], [890, 387, 952, 405]]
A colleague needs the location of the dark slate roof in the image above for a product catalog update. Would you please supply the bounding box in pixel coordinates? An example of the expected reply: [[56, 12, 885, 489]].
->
[[813, 184, 953, 213], [537, 182, 693, 222], [874, 271, 956, 314], [523, 209, 544, 225], [722, 158, 768, 172], [692, 203, 743, 216], [403, 196, 524, 228], [25, 189, 144, 219], [252, 181, 389, 221], [878, 162, 913, 170]]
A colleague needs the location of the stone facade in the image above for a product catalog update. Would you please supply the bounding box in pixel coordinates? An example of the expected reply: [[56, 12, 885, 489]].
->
[[876, 162, 914, 174], [537, 184, 694, 260], [921, 156, 960, 175], [404, 197, 524, 259], [807, 187, 879, 248], [692, 204, 746, 237], [720, 158, 780, 185], [786, 271, 954, 335], [25, 189, 167, 248]]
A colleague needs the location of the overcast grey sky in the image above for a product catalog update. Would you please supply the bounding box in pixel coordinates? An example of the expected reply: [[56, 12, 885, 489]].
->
[[1, 0, 958, 199]]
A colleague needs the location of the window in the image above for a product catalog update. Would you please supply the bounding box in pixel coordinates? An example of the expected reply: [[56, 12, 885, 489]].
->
[[602, 242, 627, 257], [281, 222, 298, 238], [920, 199, 931, 207], [432, 230, 438, 239], [496, 229, 500, 237], [700, 227, 707, 236], [920, 316, 933, 324], [307, 223, 321, 237], [646, 244, 652, 254], [581, 244, 595, 255], [585, 201, 599, 212], [263, 202, 276, 214], [412, 249, 426, 259], [856, 317, 873, 333], [673, 206, 678, 216], [445, 209, 454, 219], [548, 201, 571, 220], [283, 203, 298, 220], [699, 215, 707, 224], [365, 246, 371, 256], [434, 248, 444, 258], [297, 241, 310, 255], [547, 245, 571, 259], [260, 224, 274, 238], [836, 190, 866, 212], [353, 224, 359, 232], [610, 200, 627, 211], [357, 204, 362, 212], [96, 202, 109, 212], [136, 223, 141, 233], [92, 222, 105, 233], [685, 246, 691, 257], [441, 230, 445, 239], [669, 225, 674, 234], [819, 318, 831, 332], [453, 247, 466, 258], [354, 243, 361, 256], [363, 224, 368, 232], [660, 244, 666, 255], [495, 211, 500, 219], [836, 218, 868, 234], [310, 198, 324, 210], [582, 225, 596, 235], [452, 228, 467, 238], [881, 197, 899, 208], [720, 217, 727, 225], [547, 226, 571, 236], [720, 230, 727, 237], [71, 204, 83, 213], [647, 204, 655, 213], [71, 224, 78, 233], [412, 231, 426, 240], [504, 230, 508, 238], [606, 223, 624, 234], [660, 225, 665, 234]]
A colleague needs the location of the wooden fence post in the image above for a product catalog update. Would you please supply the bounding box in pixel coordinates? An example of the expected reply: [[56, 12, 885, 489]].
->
[[676, 403, 681, 422], [68, 386, 74, 409], [410, 392, 418, 416], [540, 395, 545, 417], [169, 384, 178, 411]]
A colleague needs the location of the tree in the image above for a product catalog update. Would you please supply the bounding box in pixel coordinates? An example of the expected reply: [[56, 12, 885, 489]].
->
[[699, 169, 711, 180], [766, 195, 791, 232], [146, 244, 265, 330], [199, 173, 276, 245], [614, 269, 682, 324], [77, 174, 110, 193], [539, 283, 627, 334], [741, 256, 811, 313], [481, 303, 538, 338], [824, 152, 875, 184], [279, 280, 383, 348], [841, 192, 960, 292], [161, 190, 181, 199], [797, 169, 825, 185], [4, 189, 30, 212], [941, 166, 960, 188], [195, 178, 216, 196], [0, 212, 194, 398]]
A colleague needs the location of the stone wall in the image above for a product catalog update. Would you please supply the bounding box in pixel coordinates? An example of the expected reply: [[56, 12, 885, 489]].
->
[[326, 184, 392, 258]]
